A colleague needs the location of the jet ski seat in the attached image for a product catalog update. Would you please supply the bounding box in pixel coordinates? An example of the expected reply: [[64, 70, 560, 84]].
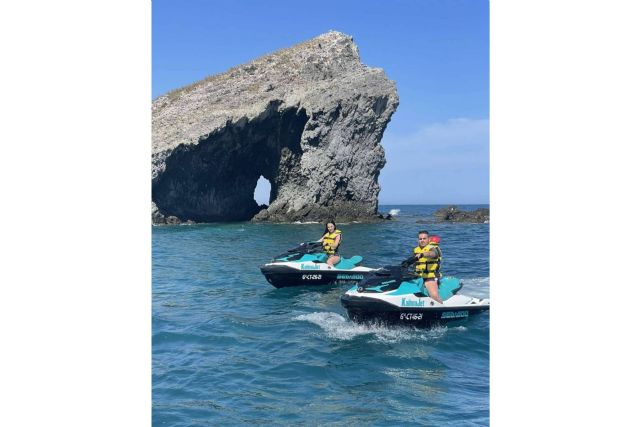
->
[[333, 255, 363, 270], [425, 277, 463, 300], [298, 253, 328, 263], [386, 277, 462, 300]]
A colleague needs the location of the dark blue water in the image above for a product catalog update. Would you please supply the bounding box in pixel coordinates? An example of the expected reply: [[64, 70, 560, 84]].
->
[[153, 205, 489, 426]]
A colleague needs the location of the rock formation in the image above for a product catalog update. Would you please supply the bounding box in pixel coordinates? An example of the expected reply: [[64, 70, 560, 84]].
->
[[152, 31, 398, 223], [432, 206, 490, 223]]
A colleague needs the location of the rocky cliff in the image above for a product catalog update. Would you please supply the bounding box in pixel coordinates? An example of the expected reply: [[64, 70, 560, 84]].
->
[[152, 31, 399, 223]]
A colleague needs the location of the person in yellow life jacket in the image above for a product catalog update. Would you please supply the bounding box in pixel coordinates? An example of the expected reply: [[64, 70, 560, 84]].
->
[[320, 221, 342, 268], [413, 230, 443, 303]]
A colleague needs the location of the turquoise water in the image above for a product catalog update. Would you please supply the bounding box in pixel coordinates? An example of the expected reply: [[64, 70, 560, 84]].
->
[[153, 205, 489, 426]]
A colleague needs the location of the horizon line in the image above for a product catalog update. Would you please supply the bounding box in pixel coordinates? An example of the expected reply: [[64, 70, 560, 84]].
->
[[378, 202, 489, 206]]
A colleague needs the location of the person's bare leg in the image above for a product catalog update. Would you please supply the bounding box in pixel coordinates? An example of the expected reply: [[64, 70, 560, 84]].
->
[[327, 255, 340, 267], [424, 279, 442, 303]]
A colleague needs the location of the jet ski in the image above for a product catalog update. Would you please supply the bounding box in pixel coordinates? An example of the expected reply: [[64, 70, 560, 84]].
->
[[260, 241, 379, 288], [340, 263, 489, 327]]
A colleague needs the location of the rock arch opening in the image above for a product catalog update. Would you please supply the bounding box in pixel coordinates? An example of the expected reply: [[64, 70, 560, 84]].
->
[[152, 104, 308, 222], [254, 175, 272, 208]]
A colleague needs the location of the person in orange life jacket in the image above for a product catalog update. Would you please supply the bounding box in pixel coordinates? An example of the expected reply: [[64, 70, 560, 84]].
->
[[320, 221, 342, 268], [413, 230, 443, 303]]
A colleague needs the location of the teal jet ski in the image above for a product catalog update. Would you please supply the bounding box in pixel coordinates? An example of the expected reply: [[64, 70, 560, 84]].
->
[[260, 242, 378, 288], [340, 264, 489, 327]]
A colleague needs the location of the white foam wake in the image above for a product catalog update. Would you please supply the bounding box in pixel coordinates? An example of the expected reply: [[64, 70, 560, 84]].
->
[[389, 209, 401, 216], [461, 277, 490, 298], [293, 312, 456, 343]]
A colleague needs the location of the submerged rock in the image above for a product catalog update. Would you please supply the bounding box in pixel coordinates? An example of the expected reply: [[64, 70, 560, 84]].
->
[[152, 31, 398, 224], [377, 213, 394, 220], [432, 206, 490, 223]]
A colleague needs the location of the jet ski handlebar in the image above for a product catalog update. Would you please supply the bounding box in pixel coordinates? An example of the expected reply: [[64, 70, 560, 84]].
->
[[375, 258, 419, 277], [287, 241, 324, 253], [400, 255, 418, 268]]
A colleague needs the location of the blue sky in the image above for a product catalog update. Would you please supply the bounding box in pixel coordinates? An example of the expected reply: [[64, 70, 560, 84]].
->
[[153, 0, 488, 204]]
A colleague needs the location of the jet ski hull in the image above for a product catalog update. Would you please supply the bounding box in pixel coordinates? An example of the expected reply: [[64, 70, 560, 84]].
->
[[340, 293, 489, 327], [261, 264, 374, 288]]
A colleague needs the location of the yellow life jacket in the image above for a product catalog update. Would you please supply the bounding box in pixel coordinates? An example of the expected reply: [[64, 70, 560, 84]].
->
[[322, 230, 342, 255], [413, 242, 442, 279]]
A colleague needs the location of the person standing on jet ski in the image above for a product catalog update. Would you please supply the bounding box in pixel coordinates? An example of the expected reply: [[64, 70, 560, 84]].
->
[[413, 230, 443, 303], [320, 221, 342, 268]]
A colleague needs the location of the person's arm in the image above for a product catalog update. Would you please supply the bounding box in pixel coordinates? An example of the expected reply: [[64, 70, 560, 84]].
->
[[416, 248, 437, 259], [331, 234, 341, 249], [423, 247, 441, 258]]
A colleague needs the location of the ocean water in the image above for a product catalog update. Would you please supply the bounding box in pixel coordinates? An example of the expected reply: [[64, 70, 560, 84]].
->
[[153, 205, 490, 426]]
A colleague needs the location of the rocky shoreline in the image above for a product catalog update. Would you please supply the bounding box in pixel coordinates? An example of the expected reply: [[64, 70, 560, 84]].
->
[[431, 205, 489, 223]]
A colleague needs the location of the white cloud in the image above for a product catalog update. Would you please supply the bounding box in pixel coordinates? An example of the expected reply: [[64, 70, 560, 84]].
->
[[383, 117, 489, 161]]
